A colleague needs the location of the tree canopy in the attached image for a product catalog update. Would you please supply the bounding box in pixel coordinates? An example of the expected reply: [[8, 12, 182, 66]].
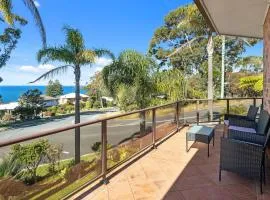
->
[[46, 80, 64, 97], [148, 4, 259, 98], [0, 0, 46, 47], [102, 50, 157, 110]]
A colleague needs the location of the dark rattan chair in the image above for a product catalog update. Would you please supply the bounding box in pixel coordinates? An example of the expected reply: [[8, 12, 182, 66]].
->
[[224, 105, 259, 128], [228, 110, 270, 135], [224, 105, 259, 121], [219, 129, 270, 193]]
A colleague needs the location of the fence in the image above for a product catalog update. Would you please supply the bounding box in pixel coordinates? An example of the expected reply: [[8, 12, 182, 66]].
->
[[0, 97, 263, 199]]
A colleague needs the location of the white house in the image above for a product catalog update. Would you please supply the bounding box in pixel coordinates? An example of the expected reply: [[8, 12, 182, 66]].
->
[[101, 96, 113, 102], [41, 95, 59, 107], [0, 102, 19, 113], [59, 93, 89, 105]]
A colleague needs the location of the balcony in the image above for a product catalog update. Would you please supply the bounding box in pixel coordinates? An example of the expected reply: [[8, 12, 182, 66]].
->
[[71, 124, 270, 200], [0, 98, 267, 199]]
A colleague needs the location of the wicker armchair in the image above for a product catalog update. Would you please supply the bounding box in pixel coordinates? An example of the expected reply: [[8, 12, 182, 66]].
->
[[228, 110, 270, 135], [219, 130, 270, 193], [224, 105, 259, 128], [224, 105, 259, 121]]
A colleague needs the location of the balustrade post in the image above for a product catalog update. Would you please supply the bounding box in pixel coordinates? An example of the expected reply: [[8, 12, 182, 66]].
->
[[101, 120, 108, 184], [176, 102, 180, 129], [196, 100, 199, 125], [226, 99, 230, 115], [253, 98, 256, 107], [152, 108, 156, 149]]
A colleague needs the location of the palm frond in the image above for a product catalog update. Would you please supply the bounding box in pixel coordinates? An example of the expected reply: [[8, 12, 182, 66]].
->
[[29, 65, 71, 83], [0, 0, 14, 25], [22, 0, 46, 47], [62, 26, 84, 53], [37, 47, 75, 64], [77, 50, 96, 65], [94, 48, 115, 60]]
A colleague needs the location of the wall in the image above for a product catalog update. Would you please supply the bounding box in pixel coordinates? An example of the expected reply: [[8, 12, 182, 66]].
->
[[263, 8, 270, 112]]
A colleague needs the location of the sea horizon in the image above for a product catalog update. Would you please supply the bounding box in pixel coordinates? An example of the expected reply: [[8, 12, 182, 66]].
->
[[0, 85, 87, 103]]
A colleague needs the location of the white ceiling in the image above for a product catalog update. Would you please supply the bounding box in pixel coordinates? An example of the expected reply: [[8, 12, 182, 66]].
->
[[199, 0, 269, 38]]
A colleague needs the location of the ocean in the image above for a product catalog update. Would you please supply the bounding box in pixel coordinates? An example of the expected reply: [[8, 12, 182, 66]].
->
[[0, 86, 86, 103]]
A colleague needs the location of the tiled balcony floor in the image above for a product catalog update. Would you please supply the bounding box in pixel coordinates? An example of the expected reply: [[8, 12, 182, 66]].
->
[[71, 125, 270, 200]]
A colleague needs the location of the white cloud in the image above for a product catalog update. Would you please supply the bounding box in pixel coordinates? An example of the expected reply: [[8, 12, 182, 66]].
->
[[34, 1, 40, 7], [93, 57, 113, 71], [19, 64, 55, 73]]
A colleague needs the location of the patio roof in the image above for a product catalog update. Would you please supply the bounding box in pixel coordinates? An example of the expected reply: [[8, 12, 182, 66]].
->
[[194, 0, 269, 39]]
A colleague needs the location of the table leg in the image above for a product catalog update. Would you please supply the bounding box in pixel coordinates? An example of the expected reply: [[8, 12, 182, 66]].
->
[[208, 143, 209, 157], [213, 133, 215, 147], [186, 132, 188, 152]]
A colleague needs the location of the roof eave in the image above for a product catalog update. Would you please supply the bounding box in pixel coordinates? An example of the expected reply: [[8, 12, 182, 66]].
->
[[194, 0, 218, 33]]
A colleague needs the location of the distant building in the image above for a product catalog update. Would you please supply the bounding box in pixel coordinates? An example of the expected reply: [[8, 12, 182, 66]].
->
[[59, 93, 89, 105], [0, 102, 19, 113], [101, 96, 113, 102], [41, 95, 59, 107]]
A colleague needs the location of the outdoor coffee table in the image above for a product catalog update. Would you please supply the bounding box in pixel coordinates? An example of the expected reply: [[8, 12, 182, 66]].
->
[[186, 125, 215, 157]]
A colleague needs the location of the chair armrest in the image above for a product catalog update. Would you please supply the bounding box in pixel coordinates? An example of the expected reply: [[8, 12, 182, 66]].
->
[[228, 118, 256, 128], [228, 129, 266, 145], [224, 114, 247, 120]]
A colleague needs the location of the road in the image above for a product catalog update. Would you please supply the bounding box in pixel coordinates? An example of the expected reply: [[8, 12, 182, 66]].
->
[[0, 107, 222, 159]]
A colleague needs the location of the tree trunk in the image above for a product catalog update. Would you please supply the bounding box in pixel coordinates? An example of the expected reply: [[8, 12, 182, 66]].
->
[[221, 35, 225, 98], [74, 66, 81, 164], [207, 34, 214, 121]]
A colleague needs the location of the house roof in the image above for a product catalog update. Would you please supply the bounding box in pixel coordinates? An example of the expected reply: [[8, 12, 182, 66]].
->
[[194, 0, 269, 39], [59, 93, 89, 99], [0, 102, 19, 111], [40, 95, 59, 101]]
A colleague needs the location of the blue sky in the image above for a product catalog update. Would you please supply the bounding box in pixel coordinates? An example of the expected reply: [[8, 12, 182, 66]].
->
[[0, 0, 263, 86]]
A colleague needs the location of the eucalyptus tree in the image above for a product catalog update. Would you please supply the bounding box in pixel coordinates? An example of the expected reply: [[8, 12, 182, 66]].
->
[[236, 56, 263, 73], [31, 26, 114, 163], [149, 4, 258, 119], [0, 0, 46, 46]]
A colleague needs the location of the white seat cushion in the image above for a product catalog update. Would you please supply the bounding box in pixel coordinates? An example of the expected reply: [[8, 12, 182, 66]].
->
[[229, 126, 256, 133]]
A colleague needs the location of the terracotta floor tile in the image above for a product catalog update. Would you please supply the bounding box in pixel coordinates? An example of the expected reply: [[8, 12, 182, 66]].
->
[[163, 191, 185, 200], [174, 175, 215, 191], [180, 185, 239, 200]]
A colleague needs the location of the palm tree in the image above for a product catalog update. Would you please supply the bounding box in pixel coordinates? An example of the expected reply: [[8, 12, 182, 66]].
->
[[0, 0, 46, 47], [31, 26, 114, 163]]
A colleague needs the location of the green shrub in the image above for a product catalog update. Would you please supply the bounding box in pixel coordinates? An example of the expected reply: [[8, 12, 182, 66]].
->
[[91, 142, 112, 153], [85, 101, 92, 110], [108, 148, 120, 163], [93, 101, 101, 108], [80, 101, 86, 110], [107, 101, 114, 107], [2, 113, 13, 122], [46, 144, 63, 173], [223, 104, 247, 115], [10, 140, 50, 184], [0, 156, 22, 177], [91, 142, 101, 152], [9, 139, 63, 184]]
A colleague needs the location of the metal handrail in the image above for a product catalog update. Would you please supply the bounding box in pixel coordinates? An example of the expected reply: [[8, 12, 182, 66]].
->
[[0, 97, 263, 148]]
